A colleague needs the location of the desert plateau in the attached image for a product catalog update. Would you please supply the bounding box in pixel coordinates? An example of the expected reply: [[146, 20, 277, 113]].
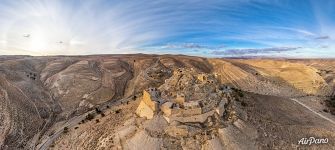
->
[[1, 1, 335, 149], [0, 54, 334, 150]]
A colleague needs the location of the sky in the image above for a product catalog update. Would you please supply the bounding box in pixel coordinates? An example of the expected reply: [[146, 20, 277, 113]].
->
[[0, 0, 334, 58]]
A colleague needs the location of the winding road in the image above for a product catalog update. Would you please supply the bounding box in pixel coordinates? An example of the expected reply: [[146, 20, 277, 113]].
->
[[143, 57, 161, 81], [37, 96, 132, 150]]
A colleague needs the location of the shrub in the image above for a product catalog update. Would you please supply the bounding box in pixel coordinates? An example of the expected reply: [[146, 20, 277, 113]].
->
[[241, 101, 247, 107], [330, 96, 335, 107], [232, 87, 244, 97], [238, 91, 244, 97], [63, 127, 69, 133], [95, 108, 102, 114], [49, 131, 55, 136], [323, 109, 329, 113], [325, 96, 335, 116], [86, 113, 95, 121]]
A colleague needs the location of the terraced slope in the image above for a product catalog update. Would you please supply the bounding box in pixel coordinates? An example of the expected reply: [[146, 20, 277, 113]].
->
[[210, 59, 305, 97], [236, 59, 331, 95]]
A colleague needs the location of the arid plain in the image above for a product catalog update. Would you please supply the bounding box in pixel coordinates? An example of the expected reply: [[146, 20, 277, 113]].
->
[[0, 54, 335, 150]]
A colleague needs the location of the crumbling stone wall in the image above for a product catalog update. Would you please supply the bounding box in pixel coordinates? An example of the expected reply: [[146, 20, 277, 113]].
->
[[142, 90, 159, 111]]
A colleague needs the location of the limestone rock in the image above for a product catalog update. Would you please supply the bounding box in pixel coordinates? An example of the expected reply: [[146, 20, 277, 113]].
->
[[136, 101, 154, 119]]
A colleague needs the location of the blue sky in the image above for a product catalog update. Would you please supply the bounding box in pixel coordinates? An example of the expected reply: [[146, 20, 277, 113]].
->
[[0, 0, 334, 57]]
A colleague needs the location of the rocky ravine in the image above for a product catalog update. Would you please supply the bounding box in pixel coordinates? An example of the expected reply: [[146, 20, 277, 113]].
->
[[0, 55, 335, 150]]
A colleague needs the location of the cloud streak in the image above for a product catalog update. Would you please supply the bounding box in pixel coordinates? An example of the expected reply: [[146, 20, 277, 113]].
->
[[0, 0, 334, 58], [0, 0, 226, 55], [315, 36, 331, 40], [161, 43, 225, 50], [211, 47, 302, 56]]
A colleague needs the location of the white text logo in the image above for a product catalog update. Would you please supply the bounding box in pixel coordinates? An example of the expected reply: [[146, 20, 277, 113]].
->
[[298, 137, 328, 145]]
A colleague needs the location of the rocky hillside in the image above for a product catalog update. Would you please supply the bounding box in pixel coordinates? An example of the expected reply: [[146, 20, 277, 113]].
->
[[0, 55, 334, 150]]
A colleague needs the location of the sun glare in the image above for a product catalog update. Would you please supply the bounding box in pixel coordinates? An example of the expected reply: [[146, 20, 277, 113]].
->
[[29, 31, 48, 52]]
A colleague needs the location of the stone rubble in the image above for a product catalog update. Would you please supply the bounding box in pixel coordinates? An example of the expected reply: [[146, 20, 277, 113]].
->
[[133, 68, 238, 149]]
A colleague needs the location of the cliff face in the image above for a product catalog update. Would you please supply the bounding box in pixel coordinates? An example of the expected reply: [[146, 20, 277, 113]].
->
[[0, 55, 335, 150]]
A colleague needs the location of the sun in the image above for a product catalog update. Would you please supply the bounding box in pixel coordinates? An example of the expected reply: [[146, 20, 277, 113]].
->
[[29, 31, 49, 52]]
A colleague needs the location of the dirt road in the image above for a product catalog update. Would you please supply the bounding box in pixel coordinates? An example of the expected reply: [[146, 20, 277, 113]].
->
[[37, 97, 132, 150], [291, 98, 335, 125]]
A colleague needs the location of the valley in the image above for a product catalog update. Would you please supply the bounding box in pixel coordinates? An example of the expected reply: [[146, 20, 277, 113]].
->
[[0, 55, 334, 149]]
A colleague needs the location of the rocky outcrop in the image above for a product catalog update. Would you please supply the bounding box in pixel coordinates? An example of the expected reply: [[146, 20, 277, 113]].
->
[[1, 55, 335, 150], [131, 68, 238, 149]]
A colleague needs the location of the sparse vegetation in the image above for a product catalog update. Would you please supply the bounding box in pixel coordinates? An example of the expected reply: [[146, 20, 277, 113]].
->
[[237, 91, 244, 97], [326, 95, 335, 115], [86, 113, 95, 121], [330, 96, 335, 107], [3, 55, 335, 149], [115, 109, 121, 114], [232, 87, 244, 97], [63, 127, 69, 133], [241, 101, 247, 107], [95, 107, 102, 114], [49, 130, 55, 136]]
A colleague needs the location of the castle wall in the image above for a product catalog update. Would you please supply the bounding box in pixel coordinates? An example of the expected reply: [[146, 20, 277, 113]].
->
[[169, 110, 215, 123], [136, 100, 154, 119], [215, 100, 226, 117], [174, 95, 185, 105], [161, 102, 173, 116], [180, 108, 202, 116], [142, 90, 158, 111]]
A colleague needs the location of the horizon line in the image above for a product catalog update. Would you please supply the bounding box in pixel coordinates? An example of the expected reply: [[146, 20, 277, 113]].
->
[[1, 53, 335, 60]]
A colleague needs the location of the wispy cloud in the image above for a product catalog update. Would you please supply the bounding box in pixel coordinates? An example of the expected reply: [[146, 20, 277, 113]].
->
[[0, 0, 334, 58], [211, 47, 302, 56], [161, 43, 225, 50], [320, 45, 329, 49], [0, 0, 229, 55], [315, 36, 331, 40]]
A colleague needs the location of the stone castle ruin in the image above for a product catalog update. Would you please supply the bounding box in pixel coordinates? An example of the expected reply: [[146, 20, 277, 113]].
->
[[136, 68, 237, 139]]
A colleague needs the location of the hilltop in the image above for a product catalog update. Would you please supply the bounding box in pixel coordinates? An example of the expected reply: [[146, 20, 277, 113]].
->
[[0, 54, 334, 149]]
